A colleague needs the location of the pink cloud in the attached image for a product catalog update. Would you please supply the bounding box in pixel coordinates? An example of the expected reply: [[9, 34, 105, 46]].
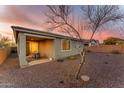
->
[[0, 5, 122, 42]]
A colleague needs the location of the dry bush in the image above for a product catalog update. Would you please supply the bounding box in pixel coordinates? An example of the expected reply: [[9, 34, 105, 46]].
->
[[111, 50, 120, 54], [68, 55, 77, 60]]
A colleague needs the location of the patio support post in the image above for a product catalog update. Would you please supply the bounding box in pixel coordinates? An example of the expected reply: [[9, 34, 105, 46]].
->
[[53, 39, 59, 59], [18, 33, 28, 67]]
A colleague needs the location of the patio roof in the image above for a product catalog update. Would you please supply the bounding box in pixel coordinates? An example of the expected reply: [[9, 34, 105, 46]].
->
[[11, 26, 84, 42]]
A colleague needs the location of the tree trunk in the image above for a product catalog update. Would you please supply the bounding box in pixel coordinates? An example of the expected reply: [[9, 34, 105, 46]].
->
[[75, 30, 96, 80], [75, 48, 86, 79]]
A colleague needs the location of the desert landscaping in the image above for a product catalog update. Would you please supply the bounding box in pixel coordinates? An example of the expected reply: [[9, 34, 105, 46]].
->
[[1, 5, 124, 88], [0, 51, 124, 88]]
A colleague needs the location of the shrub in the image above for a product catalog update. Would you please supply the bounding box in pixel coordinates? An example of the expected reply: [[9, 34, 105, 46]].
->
[[104, 61, 108, 64], [111, 50, 120, 54], [68, 55, 77, 60], [0, 36, 13, 48], [57, 59, 64, 62], [87, 50, 91, 53]]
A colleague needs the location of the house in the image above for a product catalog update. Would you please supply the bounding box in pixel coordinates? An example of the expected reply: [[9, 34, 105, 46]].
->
[[11, 26, 84, 68], [89, 39, 99, 46], [84, 39, 99, 46]]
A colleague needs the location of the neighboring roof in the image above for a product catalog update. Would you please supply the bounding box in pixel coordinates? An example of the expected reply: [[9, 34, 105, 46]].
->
[[11, 26, 83, 42]]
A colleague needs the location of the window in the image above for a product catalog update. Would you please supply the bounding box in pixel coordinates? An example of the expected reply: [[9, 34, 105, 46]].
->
[[61, 39, 70, 51]]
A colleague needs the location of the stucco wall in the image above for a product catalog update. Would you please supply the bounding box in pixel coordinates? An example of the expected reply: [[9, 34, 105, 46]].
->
[[0, 48, 11, 64], [86, 45, 124, 53], [54, 38, 83, 59], [39, 39, 54, 58], [28, 41, 39, 54]]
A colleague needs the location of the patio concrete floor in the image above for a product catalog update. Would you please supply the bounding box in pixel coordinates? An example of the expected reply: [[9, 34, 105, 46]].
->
[[0, 52, 124, 88]]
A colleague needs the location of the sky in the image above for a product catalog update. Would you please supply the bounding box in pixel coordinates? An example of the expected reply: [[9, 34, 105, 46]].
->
[[0, 5, 124, 42]]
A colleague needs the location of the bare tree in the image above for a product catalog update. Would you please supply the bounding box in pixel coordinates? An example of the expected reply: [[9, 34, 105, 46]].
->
[[45, 6, 86, 80], [81, 5, 124, 40], [75, 5, 124, 79], [45, 5, 82, 39], [0, 36, 11, 47], [45, 5, 124, 80]]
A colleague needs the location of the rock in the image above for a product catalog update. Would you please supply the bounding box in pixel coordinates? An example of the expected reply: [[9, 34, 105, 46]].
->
[[81, 75, 90, 82], [104, 61, 108, 64], [59, 81, 64, 84]]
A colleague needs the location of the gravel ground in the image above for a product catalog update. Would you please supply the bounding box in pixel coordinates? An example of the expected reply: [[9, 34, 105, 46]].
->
[[0, 53, 124, 88]]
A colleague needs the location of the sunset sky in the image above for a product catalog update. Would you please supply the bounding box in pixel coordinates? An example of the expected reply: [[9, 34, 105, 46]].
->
[[0, 5, 124, 42]]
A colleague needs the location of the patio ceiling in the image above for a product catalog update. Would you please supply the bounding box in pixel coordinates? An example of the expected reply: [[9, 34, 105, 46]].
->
[[26, 36, 53, 41]]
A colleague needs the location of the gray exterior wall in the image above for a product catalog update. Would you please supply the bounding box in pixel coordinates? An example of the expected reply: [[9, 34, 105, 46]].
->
[[12, 26, 85, 67], [18, 33, 28, 67], [54, 38, 83, 59], [17, 32, 83, 67]]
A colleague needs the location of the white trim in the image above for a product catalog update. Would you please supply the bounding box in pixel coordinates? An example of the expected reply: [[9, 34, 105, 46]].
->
[[61, 39, 71, 52]]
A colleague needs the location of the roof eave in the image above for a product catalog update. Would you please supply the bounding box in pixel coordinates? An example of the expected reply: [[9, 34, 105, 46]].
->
[[11, 26, 83, 42]]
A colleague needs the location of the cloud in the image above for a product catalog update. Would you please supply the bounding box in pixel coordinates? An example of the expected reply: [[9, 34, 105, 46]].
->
[[0, 6, 45, 28], [0, 5, 123, 42], [0, 6, 46, 38]]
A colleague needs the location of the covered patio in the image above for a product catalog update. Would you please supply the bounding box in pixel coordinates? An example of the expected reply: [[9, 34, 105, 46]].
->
[[26, 36, 54, 65], [17, 33, 55, 67]]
